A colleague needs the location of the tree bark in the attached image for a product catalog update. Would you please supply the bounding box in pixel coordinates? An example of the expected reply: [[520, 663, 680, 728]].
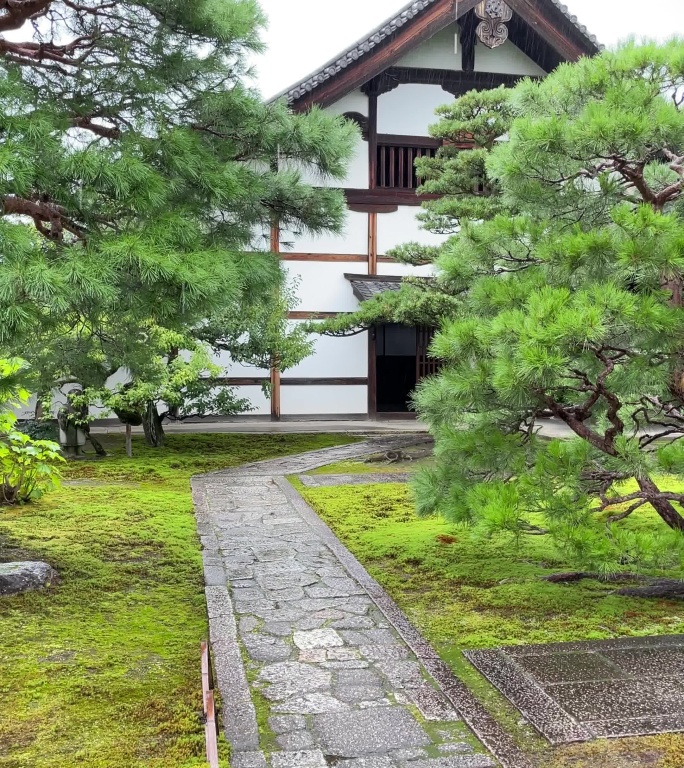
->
[[125, 424, 133, 458], [142, 402, 165, 448], [637, 475, 684, 531]]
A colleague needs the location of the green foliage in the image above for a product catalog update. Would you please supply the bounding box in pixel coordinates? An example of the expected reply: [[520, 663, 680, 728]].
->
[[0, 0, 356, 406], [0, 359, 63, 505], [396, 42, 684, 564], [0, 432, 355, 767]]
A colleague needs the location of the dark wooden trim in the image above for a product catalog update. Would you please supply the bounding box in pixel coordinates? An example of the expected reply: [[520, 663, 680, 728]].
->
[[506, 0, 596, 63], [280, 253, 369, 262], [368, 91, 378, 190], [293, 0, 481, 110], [377, 133, 442, 149], [460, 9, 477, 72], [288, 311, 343, 320], [348, 204, 399, 214], [345, 188, 438, 207], [370, 66, 529, 97], [368, 327, 377, 418], [368, 211, 378, 276], [283, 378, 368, 387], [220, 377, 368, 387]]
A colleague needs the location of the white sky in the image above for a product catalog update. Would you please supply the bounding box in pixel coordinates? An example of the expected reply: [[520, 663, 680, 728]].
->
[[254, 0, 684, 98]]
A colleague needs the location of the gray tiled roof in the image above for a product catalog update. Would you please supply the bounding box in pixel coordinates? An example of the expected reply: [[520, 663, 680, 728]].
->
[[274, 0, 602, 105], [346, 274, 404, 302]]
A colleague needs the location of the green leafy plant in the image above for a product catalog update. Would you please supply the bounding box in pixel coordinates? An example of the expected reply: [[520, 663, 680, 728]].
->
[[0, 359, 64, 505]]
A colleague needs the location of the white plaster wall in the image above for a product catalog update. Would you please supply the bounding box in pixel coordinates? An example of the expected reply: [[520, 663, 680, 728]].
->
[[281, 211, 368, 255], [286, 328, 369, 378], [396, 23, 461, 70], [281, 385, 367, 415], [282, 261, 365, 312], [325, 89, 368, 119], [377, 84, 452, 136], [233, 385, 270, 416], [475, 39, 545, 76], [377, 206, 446, 254], [288, 134, 368, 190]]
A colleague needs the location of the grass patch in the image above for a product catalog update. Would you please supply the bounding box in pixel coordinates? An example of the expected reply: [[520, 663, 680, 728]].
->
[[300, 481, 684, 767], [0, 432, 355, 768]]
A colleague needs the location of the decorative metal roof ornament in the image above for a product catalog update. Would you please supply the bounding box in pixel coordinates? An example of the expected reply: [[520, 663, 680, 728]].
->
[[475, 0, 513, 49]]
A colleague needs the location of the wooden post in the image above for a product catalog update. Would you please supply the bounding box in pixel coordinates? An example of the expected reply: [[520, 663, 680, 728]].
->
[[368, 212, 378, 276], [367, 87, 379, 276], [270, 222, 282, 421]]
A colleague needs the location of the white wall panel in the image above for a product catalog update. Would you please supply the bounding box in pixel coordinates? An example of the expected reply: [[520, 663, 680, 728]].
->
[[234, 385, 270, 416], [281, 385, 368, 415], [377, 206, 446, 254], [282, 261, 365, 312], [396, 24, 461, 70], [475, 40, 546, 76], [378, 84, 452, 136], [325, 89, 369, 118], [281, 211, 368, 255], [286, 328, 368, 378]]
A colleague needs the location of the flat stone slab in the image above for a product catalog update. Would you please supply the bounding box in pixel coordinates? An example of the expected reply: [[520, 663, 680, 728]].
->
[[313, 707, 431, 757], [466, 635, 684, 744]]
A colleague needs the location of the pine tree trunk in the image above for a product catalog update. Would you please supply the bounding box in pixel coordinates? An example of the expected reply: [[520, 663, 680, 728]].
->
[[125, 424, 133, 458], [637, 475, 684, 531], [142, 403, 165, 448]]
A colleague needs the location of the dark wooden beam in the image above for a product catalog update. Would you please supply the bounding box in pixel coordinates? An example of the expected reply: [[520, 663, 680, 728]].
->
[[368, 328, 377, 418], [348, 204, 399, 214], [369, 66, 527, 97], [220, 377, 368, 387], [377, 133, 442, 149], [368, 90, 379, 190], [293, 0, 482, 110], [344, 188, 439, 207], [460, 9, 477, 71], [368, 212, 378, 275], [280, 253, 369, 262]]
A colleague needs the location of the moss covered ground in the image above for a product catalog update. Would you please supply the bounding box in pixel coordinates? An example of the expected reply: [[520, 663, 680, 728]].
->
[[0, 432, 355, 768], [298, 480, 684, 768]]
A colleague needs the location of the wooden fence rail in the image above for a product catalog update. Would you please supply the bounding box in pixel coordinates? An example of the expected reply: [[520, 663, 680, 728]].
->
[[201, 641, 220, 768]]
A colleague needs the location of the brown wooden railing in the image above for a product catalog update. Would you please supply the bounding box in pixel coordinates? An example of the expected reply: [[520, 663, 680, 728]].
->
[[201, 641, 220, 768]]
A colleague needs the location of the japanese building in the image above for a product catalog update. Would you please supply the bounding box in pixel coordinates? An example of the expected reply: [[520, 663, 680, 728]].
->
[[227, 0, 601, 420]]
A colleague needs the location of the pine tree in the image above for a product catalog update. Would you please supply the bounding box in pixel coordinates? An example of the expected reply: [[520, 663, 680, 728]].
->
[[0, 0, 356, 440], [414, 42, 684, 578]]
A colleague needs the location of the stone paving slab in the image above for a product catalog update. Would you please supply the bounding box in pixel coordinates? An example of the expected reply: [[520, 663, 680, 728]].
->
[[192, 439, 531, 768], [466, 635, 684, 744]]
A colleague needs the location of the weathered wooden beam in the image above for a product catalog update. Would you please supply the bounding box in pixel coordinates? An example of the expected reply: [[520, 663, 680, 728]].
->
[[279, 253, 370, 261]]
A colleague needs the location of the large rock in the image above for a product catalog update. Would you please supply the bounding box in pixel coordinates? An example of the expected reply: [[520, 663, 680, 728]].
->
[[0, 562, 57, 596]]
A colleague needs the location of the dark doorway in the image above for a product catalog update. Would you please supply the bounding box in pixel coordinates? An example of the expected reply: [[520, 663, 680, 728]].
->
[[375, 324, 418, 413]]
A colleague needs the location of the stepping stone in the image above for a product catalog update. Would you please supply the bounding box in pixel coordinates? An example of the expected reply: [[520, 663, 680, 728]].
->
[[231, 752, 267, 768], [271, 750, 328, 768], [276, 730, 315, 750], [273, 692, 350, 714], [407, 683, 461, 721], [242, 634, 292, 662], [258, 662, 331, 701], [294, 629, 344, 650], [269, 715, 307, 734], [313, 708, 431, 758]]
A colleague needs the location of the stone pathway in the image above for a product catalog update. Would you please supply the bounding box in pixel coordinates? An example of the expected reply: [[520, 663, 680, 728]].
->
[[193, 439, 531, 768]]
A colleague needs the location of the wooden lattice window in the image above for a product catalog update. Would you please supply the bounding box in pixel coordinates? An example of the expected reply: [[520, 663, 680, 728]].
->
[[416, 326, 441, 381], [375, 135, 441, 190]]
